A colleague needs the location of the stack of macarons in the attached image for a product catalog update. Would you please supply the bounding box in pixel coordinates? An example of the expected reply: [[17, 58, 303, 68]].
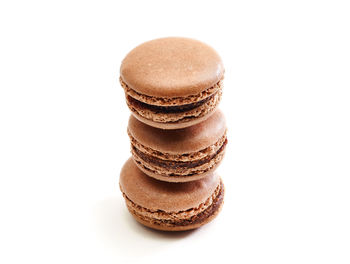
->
[[119, 37, 227, 231]]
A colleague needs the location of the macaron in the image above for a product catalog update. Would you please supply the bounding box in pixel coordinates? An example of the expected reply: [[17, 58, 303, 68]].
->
[[127, 109, 227, 182], [120, 37, 224, 129], [119, 158, 225, 231]]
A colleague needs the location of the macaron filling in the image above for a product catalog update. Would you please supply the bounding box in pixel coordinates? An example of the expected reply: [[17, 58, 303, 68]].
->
[[129, 133, 227, 177], [121, 78, 223, 124], [123, 180, 224, 227], [120, 78, 222, 106], [133, 138, 226, 170], [127, 90, 222, 123]]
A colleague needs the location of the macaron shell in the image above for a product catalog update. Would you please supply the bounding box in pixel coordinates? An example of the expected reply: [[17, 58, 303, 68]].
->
[[129, 109, 216, 130], [132, 147, 226, 183], [121, 78, 222, 107], [120, 37, 224, 98], [128, 182, 225, 231], [128, 109, 226, 154], [126, 88, 222, 130], [119, 158, 220, 212]]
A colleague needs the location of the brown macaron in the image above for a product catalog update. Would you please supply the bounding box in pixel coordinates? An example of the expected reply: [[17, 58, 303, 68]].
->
[[120, 37, 224, 129], [120, 158, 225, 231], [127, 109, 227, 182]]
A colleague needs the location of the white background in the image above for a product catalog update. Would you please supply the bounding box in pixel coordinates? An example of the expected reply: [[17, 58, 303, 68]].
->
[[0, 0, 349, 263]]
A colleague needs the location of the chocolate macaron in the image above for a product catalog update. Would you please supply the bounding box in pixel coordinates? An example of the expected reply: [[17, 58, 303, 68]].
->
[[120, 37, 224, 129], [120, 158, 224, 231], [127, 109, 227, 182]]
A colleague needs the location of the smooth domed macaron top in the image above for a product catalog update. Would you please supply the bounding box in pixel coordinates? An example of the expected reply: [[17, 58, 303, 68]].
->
[[120, 37, 224, 98], [128, 109, 226, 154], [120, 158, 220, 212]]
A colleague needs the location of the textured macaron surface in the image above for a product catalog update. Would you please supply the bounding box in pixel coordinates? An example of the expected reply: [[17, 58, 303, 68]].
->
[[120, 37, 224, 129], [119, 158, 220, 212], [128, 109, 226, 154], [123, 180, 224, 231], [127, 109, 227, 181], [123, 87, 222, 129], [120, 37, 224, 98], [120, 158, 224, 230]]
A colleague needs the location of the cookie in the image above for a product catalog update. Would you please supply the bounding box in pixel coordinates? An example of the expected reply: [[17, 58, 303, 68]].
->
[[119, 158, 225, 231], [120, 37, 224, 129], [127, 109, 227, 182]]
